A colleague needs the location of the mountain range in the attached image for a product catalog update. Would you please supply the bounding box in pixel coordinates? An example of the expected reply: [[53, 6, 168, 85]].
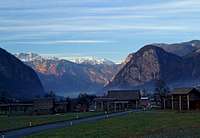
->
[[3, 39, 200, 98], [15, 53, 120, 97], [155, 40, 200, 57], [106, 40, 200, 91], [0, 48, 44, 100], [61, 56, 115, 65]]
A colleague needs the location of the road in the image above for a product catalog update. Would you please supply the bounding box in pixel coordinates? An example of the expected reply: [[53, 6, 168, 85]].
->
[[1, 110, 139, 138]]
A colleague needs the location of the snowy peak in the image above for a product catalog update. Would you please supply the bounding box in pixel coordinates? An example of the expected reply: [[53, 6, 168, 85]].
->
[[14, 53, 59, 62], [14, 53, 40, 62], [60, 56, 115, 65], [15, 53, 115, 65]]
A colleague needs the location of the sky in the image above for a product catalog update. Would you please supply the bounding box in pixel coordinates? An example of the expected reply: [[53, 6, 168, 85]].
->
[[1, 0, 200, 62]]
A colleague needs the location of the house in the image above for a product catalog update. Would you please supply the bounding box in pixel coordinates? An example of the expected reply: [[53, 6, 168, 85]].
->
[[0, 98, 70, 115], [94, 90, 141, 112], [54, 101, 69, 113], [33, 98, 55, 115], [0, 103, 33, 115], [166, 88, 200, 110]]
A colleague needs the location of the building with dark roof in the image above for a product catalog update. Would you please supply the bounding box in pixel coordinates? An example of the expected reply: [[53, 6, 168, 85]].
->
[[107, 90, 140, 100], [166, 88, 200, 110], [0, 103, 33, 115], [0, 98, 70, 115], [33, 98, 55, 115], [94, 90, 141, 112]]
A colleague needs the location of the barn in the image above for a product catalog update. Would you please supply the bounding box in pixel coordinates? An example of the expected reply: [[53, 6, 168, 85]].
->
[[94, 90, 141, 112], [167, 88, 200, 110]]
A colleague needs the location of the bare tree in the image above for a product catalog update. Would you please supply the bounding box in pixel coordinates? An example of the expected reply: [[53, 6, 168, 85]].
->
[[154, 80, 169, 108]]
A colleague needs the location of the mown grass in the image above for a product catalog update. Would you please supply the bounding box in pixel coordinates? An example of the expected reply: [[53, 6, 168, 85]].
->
[[0, 112, 102, 131], [26, 111, 200, 138]]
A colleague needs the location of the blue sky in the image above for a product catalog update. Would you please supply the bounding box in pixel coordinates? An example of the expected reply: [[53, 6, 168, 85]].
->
[[1, 0, 200, 62]]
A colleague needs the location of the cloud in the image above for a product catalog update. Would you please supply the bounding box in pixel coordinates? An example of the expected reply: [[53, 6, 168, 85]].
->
[[0, 15, 156, 26], [88, 0, 200, 14], [2, 0, 198, 15], [0, 0, 111, 9], [0, 24, 188, 33], [0, 0, 199, 35], [4, 40, 115, 45], [1, 0, 200, 47]]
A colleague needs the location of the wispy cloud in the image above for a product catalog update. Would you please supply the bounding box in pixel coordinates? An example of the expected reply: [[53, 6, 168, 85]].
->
[[88, 0, 200, 14], [2, 0, 199, 14], [1, 0, 200, 62], [0, 15, 156, 22], [0, 24, 189, 33], [1, 0, 199, 34], [4, 40, 115, 45]]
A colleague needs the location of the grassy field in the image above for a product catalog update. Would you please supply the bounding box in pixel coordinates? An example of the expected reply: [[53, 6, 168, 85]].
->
[[0, 112, 102, 131], [26, 111, 200, 138]]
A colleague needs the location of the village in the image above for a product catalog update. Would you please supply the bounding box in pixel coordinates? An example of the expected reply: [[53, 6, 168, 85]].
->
[[1, 87, 200, 116]]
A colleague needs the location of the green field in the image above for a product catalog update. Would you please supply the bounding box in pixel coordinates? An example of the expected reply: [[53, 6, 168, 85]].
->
[[0, 112, 102, 131], [26, 111, 200, 138]]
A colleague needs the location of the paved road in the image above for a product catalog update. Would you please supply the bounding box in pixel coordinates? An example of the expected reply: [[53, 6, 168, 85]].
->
[[1, 110, 139, 138]]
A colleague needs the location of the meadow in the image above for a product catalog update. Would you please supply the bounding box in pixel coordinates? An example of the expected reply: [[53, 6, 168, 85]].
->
[[0, 112, 102, 132], [26, 111, 200, 138]]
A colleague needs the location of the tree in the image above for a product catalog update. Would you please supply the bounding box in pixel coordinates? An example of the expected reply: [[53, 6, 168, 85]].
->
[[77, 93, 96, 110], [45, 91, 56, 98], [154, 80, 169, 108]]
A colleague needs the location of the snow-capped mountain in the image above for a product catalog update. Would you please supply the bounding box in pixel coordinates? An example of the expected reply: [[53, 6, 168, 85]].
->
[[14, 53, 58, 62], [60, 56, 115, 65], [14, 53, 120, 96], [15, 53, 115, 65], [14, 53, 39, 62]]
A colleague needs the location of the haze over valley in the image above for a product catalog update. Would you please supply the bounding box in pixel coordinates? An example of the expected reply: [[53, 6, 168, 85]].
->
[[2, 1, 200, 138], [1, 0, 200, 99], [1, 40, 198, 98]]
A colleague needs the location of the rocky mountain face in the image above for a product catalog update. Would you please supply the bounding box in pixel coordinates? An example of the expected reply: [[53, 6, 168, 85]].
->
[[13, 40, 200, 95], [0, 48, 44, 99], [106, 40, 200, 91], [156, 40, 200, 57], [15, 54, 120, 96]]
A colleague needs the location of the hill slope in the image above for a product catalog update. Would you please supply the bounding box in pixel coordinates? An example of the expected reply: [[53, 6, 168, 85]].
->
[[0, 48, 44, 99], [15, 53, 120, 96], [156, 40, 200, 57], [106, 41, 200, 91]]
